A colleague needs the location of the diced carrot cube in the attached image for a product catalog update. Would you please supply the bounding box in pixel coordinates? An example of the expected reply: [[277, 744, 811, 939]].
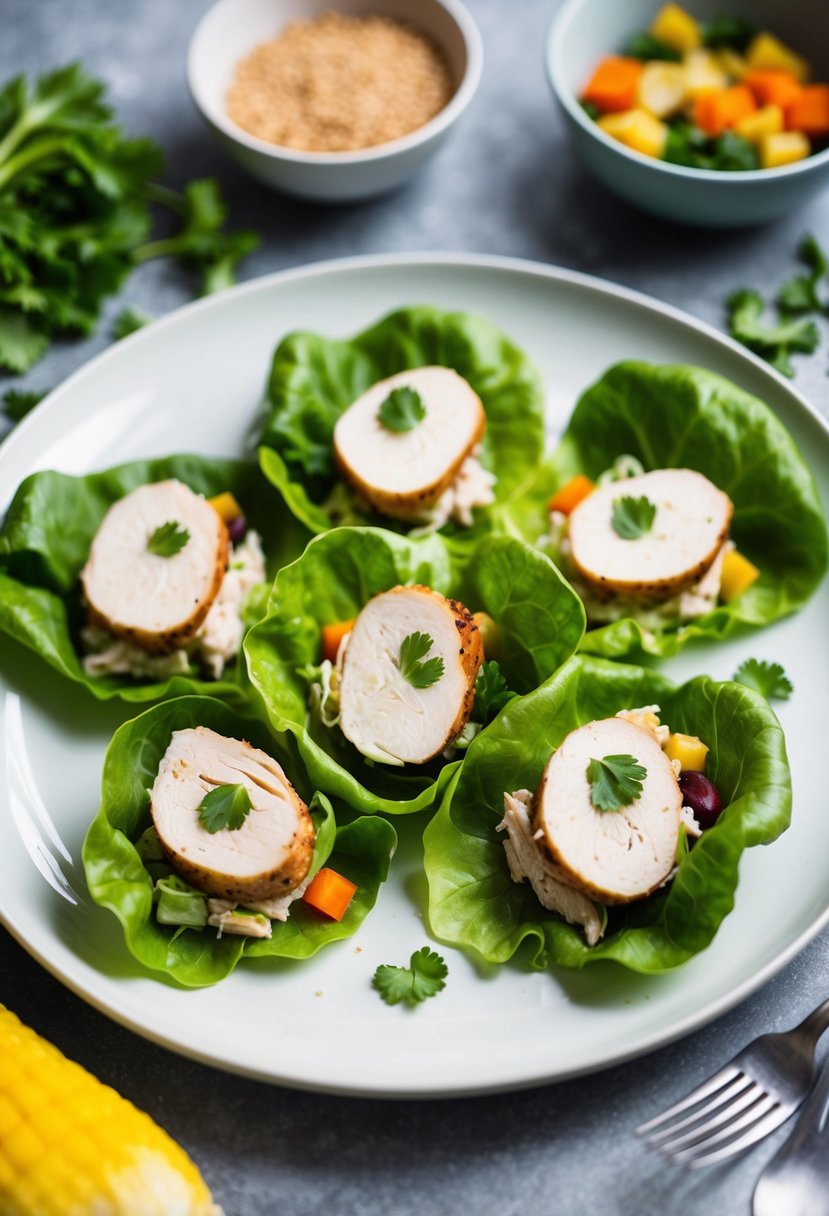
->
[[743, 69, 803, 110], [785, 85, 829, 137], [321, 619, 354, 664], [547, 474, 595, 516], [302, 868, 357, 922], [693, 85, 756, 137], [582, 57, 644, 114]]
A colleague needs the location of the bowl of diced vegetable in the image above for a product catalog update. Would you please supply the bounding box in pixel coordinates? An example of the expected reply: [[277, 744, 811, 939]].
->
[[546, 0, 829, 226]]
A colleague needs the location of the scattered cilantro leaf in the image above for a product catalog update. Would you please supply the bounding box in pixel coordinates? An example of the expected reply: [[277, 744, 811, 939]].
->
[[777, 234, 829, 316], [377, 386, 427, 433], [112, 307, 151, 340], [624, 32, 681, 61], [147, 520, 190, 557], [702, 15, 755, 49], [372, 947, 448, 1007], [664, 122, 758, 171], [733, 658, 793, 701], [587, 754, 647, 813], [473, 660, 516, 724], [399, 631, 444, 689], [727, 289, 819, 379], [611, 495, 657, 539], [197, 783, 253, 833], [580, 99, 601, 121], [2, 386, 47, 421]]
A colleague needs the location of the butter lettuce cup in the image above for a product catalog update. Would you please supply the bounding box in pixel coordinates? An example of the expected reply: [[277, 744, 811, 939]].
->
[[83, 695, 396, 987], [0, 455, 309, 703], [544, 362, 828, 659], [424, 654, 791, 973], [257, 305, 548, 549], [244, 526, 586, 816]]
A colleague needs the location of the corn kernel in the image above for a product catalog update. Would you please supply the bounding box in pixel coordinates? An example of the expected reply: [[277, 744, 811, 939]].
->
[[597, 109, 668, 158], [650, 4, 701, 53], [746, 33, 809, 83], [720, 550, 761, 602], [638, 62, 688, 118], [683, 49, 728, 99], [208, 490, 243, 524], [735, 104, 784, 143], [665, 733, 709, 773], [760, 130, 811, 168]]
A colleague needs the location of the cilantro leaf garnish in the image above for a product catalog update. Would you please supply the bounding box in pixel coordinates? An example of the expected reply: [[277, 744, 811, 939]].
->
[[147, 520, 190, 557], [473, 660, 516, 724], [611, 495, 657, 539], [733, 658, 793, 702], [777, 234, 829, 316], [399, 631, 444, 689], [197, 783, 253, 833], [624, 32, 681, 61], [587, 754, 647, 813], [727, 289, 819, 379], [372, 947, 448, 1007], [701, 15, 755, 49], [378, 387, 427, 433], [2, 387, 47, 421]]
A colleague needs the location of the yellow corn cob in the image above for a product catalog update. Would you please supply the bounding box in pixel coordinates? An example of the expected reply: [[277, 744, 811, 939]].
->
[[0, 1004, 221, 1216]]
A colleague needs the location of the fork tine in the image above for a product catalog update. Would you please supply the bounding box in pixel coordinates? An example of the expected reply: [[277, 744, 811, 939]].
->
[[635, 1064, 741, 1136], [685, 1106, 789, 1170], [670, 1093, 778, 1165], [654, 1079, 765, 1155], [645, 1074, 754, 1146]]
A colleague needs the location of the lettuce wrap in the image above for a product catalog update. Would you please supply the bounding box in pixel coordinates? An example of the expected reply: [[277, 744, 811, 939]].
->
[[257, 305, 547, 545], [424, 655, 791, 972], [0, 454, 309, 702], [546, 362, 827, 658], [244, 526, 586, 816], [82, 695, 397, 987]]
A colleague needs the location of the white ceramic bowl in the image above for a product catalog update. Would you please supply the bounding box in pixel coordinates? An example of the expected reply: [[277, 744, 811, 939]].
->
[[187, 0, 483, 202], [546, 0, 829, 227]]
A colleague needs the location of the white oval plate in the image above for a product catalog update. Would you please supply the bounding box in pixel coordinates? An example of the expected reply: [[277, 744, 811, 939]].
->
[[1, 255, 827, 1097]]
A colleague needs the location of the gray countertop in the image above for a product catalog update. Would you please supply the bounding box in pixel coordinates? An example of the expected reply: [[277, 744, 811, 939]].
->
[[2, 2, 829, 1213]]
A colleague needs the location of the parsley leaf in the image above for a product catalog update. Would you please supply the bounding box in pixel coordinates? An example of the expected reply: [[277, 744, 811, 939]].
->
[[113, 307, 151, 340], [372, 947, 448, 1007], [777, 234, 829, 316], [473, 660, 516, 724], [624, 32, 681, 61], [377, 386, 427, 433], [611, 495, 656, 539], [197, 783, 253, 833], [147, 520, 189, 557], [733, 658, 793, 701], [664, 122, 758, 171], [587, 754, 647, 813], [2, 386, 47, 421], [702, 15, 755, 49], [399, 631, 444, 689], [727, 289, 819, 379]]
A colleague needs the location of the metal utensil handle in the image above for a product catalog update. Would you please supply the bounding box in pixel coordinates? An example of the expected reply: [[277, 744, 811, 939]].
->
[[796, 997, 829, 1047], [782, 1053, 829, 1155]]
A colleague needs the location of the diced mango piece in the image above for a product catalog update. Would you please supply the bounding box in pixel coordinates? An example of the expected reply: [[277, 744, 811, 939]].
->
[[597, 108, 668, 158], [746, 32, 809, 83], [650, 4, 701, 53], [208, 491, 243, 523], [759, 130, 811, 168], [720, 550, 760, 602], [665, 733, 709, 773], [715, 48, 748, 81], [683, 49, 729, 99], [638, 61, 688, 118], [735, 104, 784, 143], [583, 56, 644, 113], [693, 85, 756, 137]]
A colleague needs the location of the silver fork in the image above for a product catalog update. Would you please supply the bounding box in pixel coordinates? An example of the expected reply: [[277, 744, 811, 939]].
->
[[636, 996, 829, 1169]]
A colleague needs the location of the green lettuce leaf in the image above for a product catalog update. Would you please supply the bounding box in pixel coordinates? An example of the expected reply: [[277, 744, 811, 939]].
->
[[82, 695, 397, 987], [244, 527, 585, 816], [424, 655, 790, 972], [257, 305, 548, 544], [546, 362, 828, 658], [0, 454, 309, 703]]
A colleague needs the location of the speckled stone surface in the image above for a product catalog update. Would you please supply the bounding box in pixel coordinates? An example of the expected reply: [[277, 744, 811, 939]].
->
[[2, 2, 829, 1213]]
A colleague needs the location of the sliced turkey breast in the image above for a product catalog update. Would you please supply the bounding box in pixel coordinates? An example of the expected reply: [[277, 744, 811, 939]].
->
[[567, 468, 732, 601], [332, 366, 486, 520], [534, 717, 681, 904], [338, 584, 483, 766], [81, 479, 229, 654], [150, 726, 315, 902]]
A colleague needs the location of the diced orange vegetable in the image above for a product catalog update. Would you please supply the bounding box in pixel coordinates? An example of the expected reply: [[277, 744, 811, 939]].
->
[[547, 474, 595, 516], [692, 85, 756, 137], [582, 57, 644, 114], [302, 867, 357, 921], [785, 85, 829, 137], [208, 491, 243, 524], [720, 550, 760, 602], [743, 69, 802, 110], [321, 619, 354, 663]]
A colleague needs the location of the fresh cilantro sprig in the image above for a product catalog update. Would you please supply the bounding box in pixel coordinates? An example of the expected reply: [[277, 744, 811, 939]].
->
[[378, 386, 427, 433], [147, 520, 190, 557], [727, 289, 819, 378], [733, 658, 793, 702], [611, 495, 656, 539], [113, 307, 151, 340], [701, 15, 755, 49], [587, 754, 647, 813], [664, 122, 757, 172], [399, 632, 444, 689], [372, 947, 448, 1007], [198, 783, 253, 833], [473, 660, 516, 724], [777, 235, 829, 317], [2, 387, 47, 421], [624, 32, 681, 61]]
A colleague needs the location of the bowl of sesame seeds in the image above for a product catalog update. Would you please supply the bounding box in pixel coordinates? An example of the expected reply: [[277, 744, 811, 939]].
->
[[187, 0, 483, 201]]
